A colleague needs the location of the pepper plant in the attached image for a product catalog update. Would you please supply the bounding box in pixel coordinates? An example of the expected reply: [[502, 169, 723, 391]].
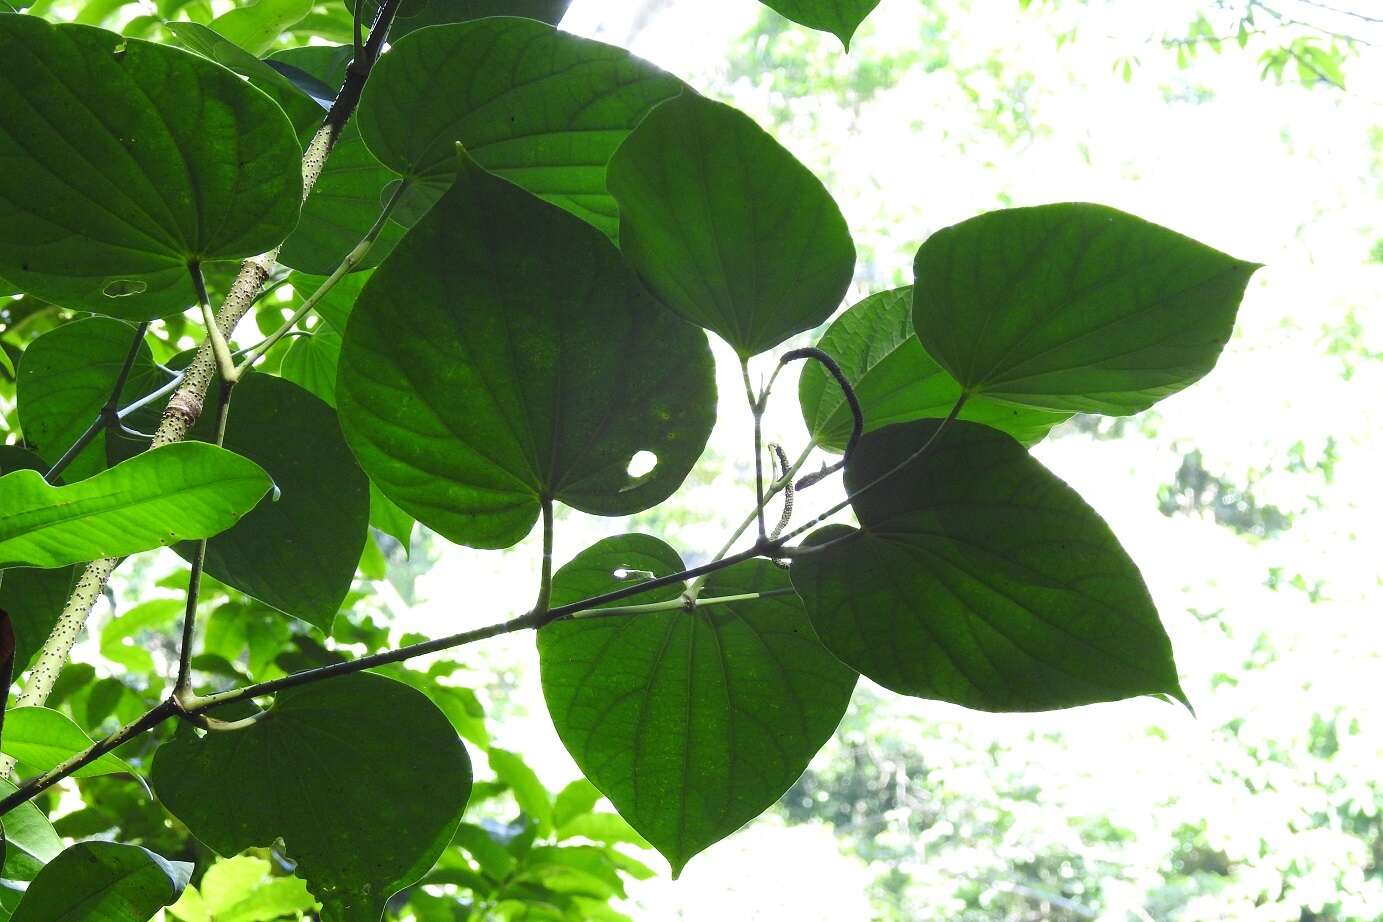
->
[[0, 0, 1258, 918]]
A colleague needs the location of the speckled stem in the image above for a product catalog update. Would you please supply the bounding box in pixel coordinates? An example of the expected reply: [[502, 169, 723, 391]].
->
[[7, 119, 341, 726]]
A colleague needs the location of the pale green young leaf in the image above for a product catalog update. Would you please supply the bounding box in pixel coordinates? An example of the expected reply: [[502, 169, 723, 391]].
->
[[0, 443, 271, 570]]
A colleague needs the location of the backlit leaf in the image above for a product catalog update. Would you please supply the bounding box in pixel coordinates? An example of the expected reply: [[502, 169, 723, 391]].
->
[[337, 155, 716, 550], [539, 534, 856, 875], [759, 0, 882, 48], [791, 419, 1186, 711], [608, 93, 855, 357], [912, 203, 1259, 414], [799, 287, 1068, 452], [357, 18, 684, 238]]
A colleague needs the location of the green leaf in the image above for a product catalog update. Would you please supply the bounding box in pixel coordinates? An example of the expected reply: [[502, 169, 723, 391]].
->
[[759, 0, 881, 48], [10, 841, 191, 922], [790, 419, 1187, 711], [0, 778, 63, 886], [289, 270, 372, 333], [17, 318, 162, 481], [375, 0, 574, 41], [553, 778, 603, 829], [538, 535, 856, 875], [369, 483, 415, 554], [99, 598, 181, 675], [273, 47, 410, 276], [0, 707, 132, 777], [178, 374, 369, 631], [488, 748, 554, 835], [209, 0, 313, 55], [452, 824, 516, 880], [0, 442, 271, 569], [337, 155, 716, 550], [166, 21, 304, 98], [152, 672, 473, 922], [608, 93, 856, 357], [799, 287, 1069, 452], [0, 17, 302, 319], [357, 18, 684, 238], [0, 565, 77, 674], [168, 855, 316, 922], [911, 203, 1260, 414], [279, 327, 342, 407]]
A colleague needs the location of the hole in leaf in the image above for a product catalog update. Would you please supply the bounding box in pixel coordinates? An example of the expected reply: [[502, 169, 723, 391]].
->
[[102, 279, 146, 298], [626, 451, 657, 478]]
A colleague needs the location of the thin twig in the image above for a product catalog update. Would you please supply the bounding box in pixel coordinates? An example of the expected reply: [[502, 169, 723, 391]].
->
[[778, 347, 864, 490], [741, 359, 768, 541], [44, 321, 149, 483], [174, 379, 234, 697]]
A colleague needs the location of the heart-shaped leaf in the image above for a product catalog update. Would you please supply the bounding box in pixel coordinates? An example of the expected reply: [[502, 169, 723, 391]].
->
[[0, 442, 271, 569], [17, 318, 163, 482], [912, 203, 1259, 414], [791, 419, 1186, 711], [152, 672, 473, 921], [0, 17, 302, 319], [337, 155, 716, 550], [10, 841, 191, 922], [178, 374, 369, 632], [800, 287, 1069, 452], [538, 534, 856, 875], [357, 18, 684, 238], [759, 0, 882, 48], [608, 93, 856, 357]]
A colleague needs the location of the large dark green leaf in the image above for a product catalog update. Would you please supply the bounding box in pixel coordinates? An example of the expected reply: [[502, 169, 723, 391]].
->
[[0, 566, 76, 674], [791, 420, 1186, 711], [152, 672, 473, 922], [273, 46, 410, 276], [608, 93, 856, 357], [0, 707, 131, 777], [0, 778, 62, 898], [538, 535, 856, 875], [759, 0, 881, 48], [0, 442, 271, 569], [337, 156, 716, 550], [16, 318, 163, 482], [179, 374, 369, 632], [357, 18, 684, 238], [373, 0, 574, 40], [0, 17, 302, 319], [911, 203, 1259, 415], [10, 841, 191, 922], [799, 287, 1068, 452]]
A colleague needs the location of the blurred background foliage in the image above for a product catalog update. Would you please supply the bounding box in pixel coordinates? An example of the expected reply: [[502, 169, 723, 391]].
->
[[2, 0, 1381, 919]]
